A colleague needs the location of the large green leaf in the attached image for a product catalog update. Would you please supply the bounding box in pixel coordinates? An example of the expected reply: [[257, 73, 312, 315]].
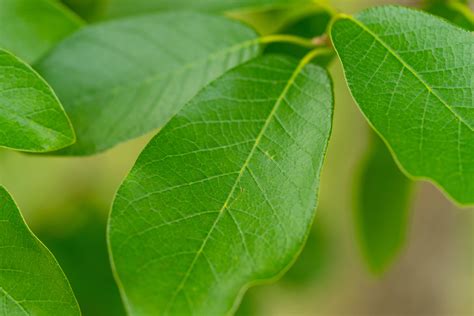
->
[[103, 0, 308, 18], [355, 133, 414, 274], [36, 12, 261, 155], [108, 54, 333, 315], [0, 49, 75, 152], [0, 186, 80, 315], [0, 0, 83, 63], [331, 6, 474, 205]]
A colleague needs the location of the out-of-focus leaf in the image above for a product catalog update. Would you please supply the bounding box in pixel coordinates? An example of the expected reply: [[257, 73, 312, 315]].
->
[[354, 133, 414, 274], [234, 290, 259, 316], [0, 49, 75, 152], [0, 0, 82, 63], [108, 55, 333, 315], [331, 6, 474, 205], [0, 186, 80, 315], [36, 12, 260, 156], [281, 222, 331, 285], [103, 0, 309, 19], [61, 0, 107, 22], [39, 206, 126, 316], [425, 0, 474, 31]]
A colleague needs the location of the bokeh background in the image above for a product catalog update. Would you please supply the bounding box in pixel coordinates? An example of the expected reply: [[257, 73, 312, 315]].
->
[[0, 0, 472, 315]]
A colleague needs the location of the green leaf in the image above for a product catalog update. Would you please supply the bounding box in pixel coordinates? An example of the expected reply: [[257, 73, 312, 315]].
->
[[354, 133, 414, 274], [103, 0, 308, 19], [38, 206, 126, 316], [331, 6, 474, 205], [425, 0, 474, 31], [0, 186, 80, 315], [108, 54, 333, 315], [61, 0, 107, 22], [0, 49, 75, 152], [0, 0, 83, 63], [36, 12, 261, 155]]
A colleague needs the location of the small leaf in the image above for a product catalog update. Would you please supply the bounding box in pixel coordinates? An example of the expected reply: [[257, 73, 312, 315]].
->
[[0, 49, 75, 152], [0, 0, 83, 63], [36, 12, 261, 155], [108, 55, 333, 315], [354, 132, 414, 274], [0, 186, 80, 315], [103, 0, 308, 18], [331, 6, 474, 205]]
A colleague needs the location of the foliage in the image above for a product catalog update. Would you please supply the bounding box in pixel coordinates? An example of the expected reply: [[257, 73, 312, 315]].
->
[[0, 0, 472, 315], [0, 49, 75, 152], [0, 186, 80, 315], [354, 132, 414, 273]]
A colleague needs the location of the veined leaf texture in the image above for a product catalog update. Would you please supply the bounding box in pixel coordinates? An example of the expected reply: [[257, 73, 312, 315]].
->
[[331, 6, 474, 205], [108, 55, 333, 315], [37, 12, 261, 155], [0, 49, 75, 152]]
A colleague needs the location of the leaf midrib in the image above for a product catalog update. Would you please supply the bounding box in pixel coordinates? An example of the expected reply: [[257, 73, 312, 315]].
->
[[163, 57, 312, 313], [344, 15, 474, 132], [68, 38, 260, 106]]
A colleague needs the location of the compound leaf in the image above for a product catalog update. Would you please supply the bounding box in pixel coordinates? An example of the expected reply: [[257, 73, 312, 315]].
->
[[355, 133, 414, 274], [108, 55, 333, 315], [0, 186, 80, 315], [0, 0, 83, 63], [0, 49, 75, 152], [331, 6, 474, 205], [36, 12, 261, 155]]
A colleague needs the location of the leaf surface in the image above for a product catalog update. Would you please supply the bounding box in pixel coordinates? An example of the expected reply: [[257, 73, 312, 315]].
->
[[103, 0, 308, 18], [331, 6, 474, 204], [0, 0, 82, 63], [36, 12, 261, 155], [355, 133, 413, 274], [108, 55, 333, 315], [0, 186, 80, 315], [0, 49, 75, 152]]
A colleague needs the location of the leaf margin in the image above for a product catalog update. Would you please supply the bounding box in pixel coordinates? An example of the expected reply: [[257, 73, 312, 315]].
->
[[329, 6, 474, 207]]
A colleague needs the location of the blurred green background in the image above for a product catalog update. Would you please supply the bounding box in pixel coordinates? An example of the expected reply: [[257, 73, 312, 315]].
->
[[0, 0, 472, 315]]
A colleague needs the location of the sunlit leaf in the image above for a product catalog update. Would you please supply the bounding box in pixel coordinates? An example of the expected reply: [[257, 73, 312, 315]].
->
[[0, 49, 75, 152], [354, 133, 414, 274], [331, 6, 474, 205], [36, 12, 261, 155], [108, 55, 333, 315], [0, 186, 80, 315], [0, 0, 82, 63]]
